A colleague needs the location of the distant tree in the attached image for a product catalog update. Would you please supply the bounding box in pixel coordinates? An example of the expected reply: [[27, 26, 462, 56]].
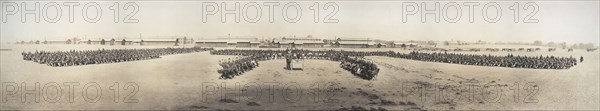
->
[[409, 44, 416, 48], [110, 38, 116, 45], [183, 37, 188, 44], [559, 42, 567, 49], [66, 39, 72, 44], [533, 40, 543, 46], [427, 41, 437, 45], [547, 42, 556, 47]]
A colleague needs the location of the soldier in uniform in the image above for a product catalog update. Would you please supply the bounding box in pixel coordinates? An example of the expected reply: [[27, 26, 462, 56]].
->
[[285, 50, 293, 70]]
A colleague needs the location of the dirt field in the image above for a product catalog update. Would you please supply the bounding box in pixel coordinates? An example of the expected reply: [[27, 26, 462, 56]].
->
[[1, 44, 598, 110]]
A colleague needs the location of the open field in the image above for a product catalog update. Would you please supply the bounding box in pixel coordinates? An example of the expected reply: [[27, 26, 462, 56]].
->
[[1, 44, 599, 110]]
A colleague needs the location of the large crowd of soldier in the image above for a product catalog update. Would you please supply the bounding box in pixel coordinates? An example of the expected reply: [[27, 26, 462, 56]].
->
[[386, 51, 580, 69], [211, 49, 582, 80], [212, 49, 381, 80], [412, 47, 584, 52], [22, 47, 213, 67]]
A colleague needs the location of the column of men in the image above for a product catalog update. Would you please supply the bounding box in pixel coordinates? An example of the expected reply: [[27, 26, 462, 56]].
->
[[212, 48, 381, 80], [22, 47, 214, 67]]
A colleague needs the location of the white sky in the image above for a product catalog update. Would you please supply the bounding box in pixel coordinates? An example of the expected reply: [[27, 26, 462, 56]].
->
[[1, 1, 598, 45]]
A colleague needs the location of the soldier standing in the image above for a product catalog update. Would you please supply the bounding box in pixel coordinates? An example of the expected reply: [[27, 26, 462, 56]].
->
[[285, 50, 292, 70]]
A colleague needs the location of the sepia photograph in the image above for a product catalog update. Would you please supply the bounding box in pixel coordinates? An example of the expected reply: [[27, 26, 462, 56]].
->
[[1, 0, 599, 110]]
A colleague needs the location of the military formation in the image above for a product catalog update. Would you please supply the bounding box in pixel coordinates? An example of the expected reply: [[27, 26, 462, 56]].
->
[[386, 51, 580, 69], [341, 57, 380, 80], [22, 47, 213, 67], [211, 48, 382, 80], [22, 47, 583, 79]]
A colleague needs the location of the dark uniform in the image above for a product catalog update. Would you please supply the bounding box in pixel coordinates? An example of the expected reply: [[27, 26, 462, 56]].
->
[[285, 51, 293, 70]]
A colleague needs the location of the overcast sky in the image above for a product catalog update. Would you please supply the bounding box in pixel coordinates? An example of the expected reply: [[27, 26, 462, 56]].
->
[[1, 1, 598, 45]]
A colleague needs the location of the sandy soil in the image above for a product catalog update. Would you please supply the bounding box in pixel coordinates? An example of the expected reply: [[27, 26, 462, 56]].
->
[[1, 44, 598, 110]]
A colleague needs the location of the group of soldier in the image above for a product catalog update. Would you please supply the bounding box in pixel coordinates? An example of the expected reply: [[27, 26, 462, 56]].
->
[[22, 47, 213, 67], [386, 51, 580, 69], [212, 48, 582, 73], [340, 57, 380, 80], [211, 48, 381, 80], [217, 56, 259, 79]]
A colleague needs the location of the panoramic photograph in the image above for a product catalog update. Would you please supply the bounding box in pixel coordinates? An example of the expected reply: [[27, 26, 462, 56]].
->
[[1, 0, 599, 110]]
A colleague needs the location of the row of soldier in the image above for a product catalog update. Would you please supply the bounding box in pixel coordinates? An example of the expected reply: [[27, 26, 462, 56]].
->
[[211, 49, 390, 60], [22, 47, 214, 67], [386, 51, 580, 69], [414, 47, 572, 52]]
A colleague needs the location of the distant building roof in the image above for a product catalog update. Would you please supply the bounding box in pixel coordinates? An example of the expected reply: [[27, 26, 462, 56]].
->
[[394, 42, 419, 45], [338, 41, 372, 45], [295, 41, 325, 44], [277, 40, 324, 45], [282, 37, 322, 41], [196, 39, 228, 43], [196, 38, 258, 43], [338, 38, 372, 41], [142, 38, 177, 42], [213, 37, 258, 41]]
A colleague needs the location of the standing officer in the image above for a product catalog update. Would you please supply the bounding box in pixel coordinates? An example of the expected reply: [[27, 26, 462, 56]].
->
[[285, 50, 293, 70]]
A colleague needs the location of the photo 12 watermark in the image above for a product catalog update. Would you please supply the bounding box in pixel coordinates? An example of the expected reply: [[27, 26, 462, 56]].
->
[[401, 2, 539, 23], [1, 82, 139, 104], [1, 1, 139, 23], [200, 2, 339, 23]]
